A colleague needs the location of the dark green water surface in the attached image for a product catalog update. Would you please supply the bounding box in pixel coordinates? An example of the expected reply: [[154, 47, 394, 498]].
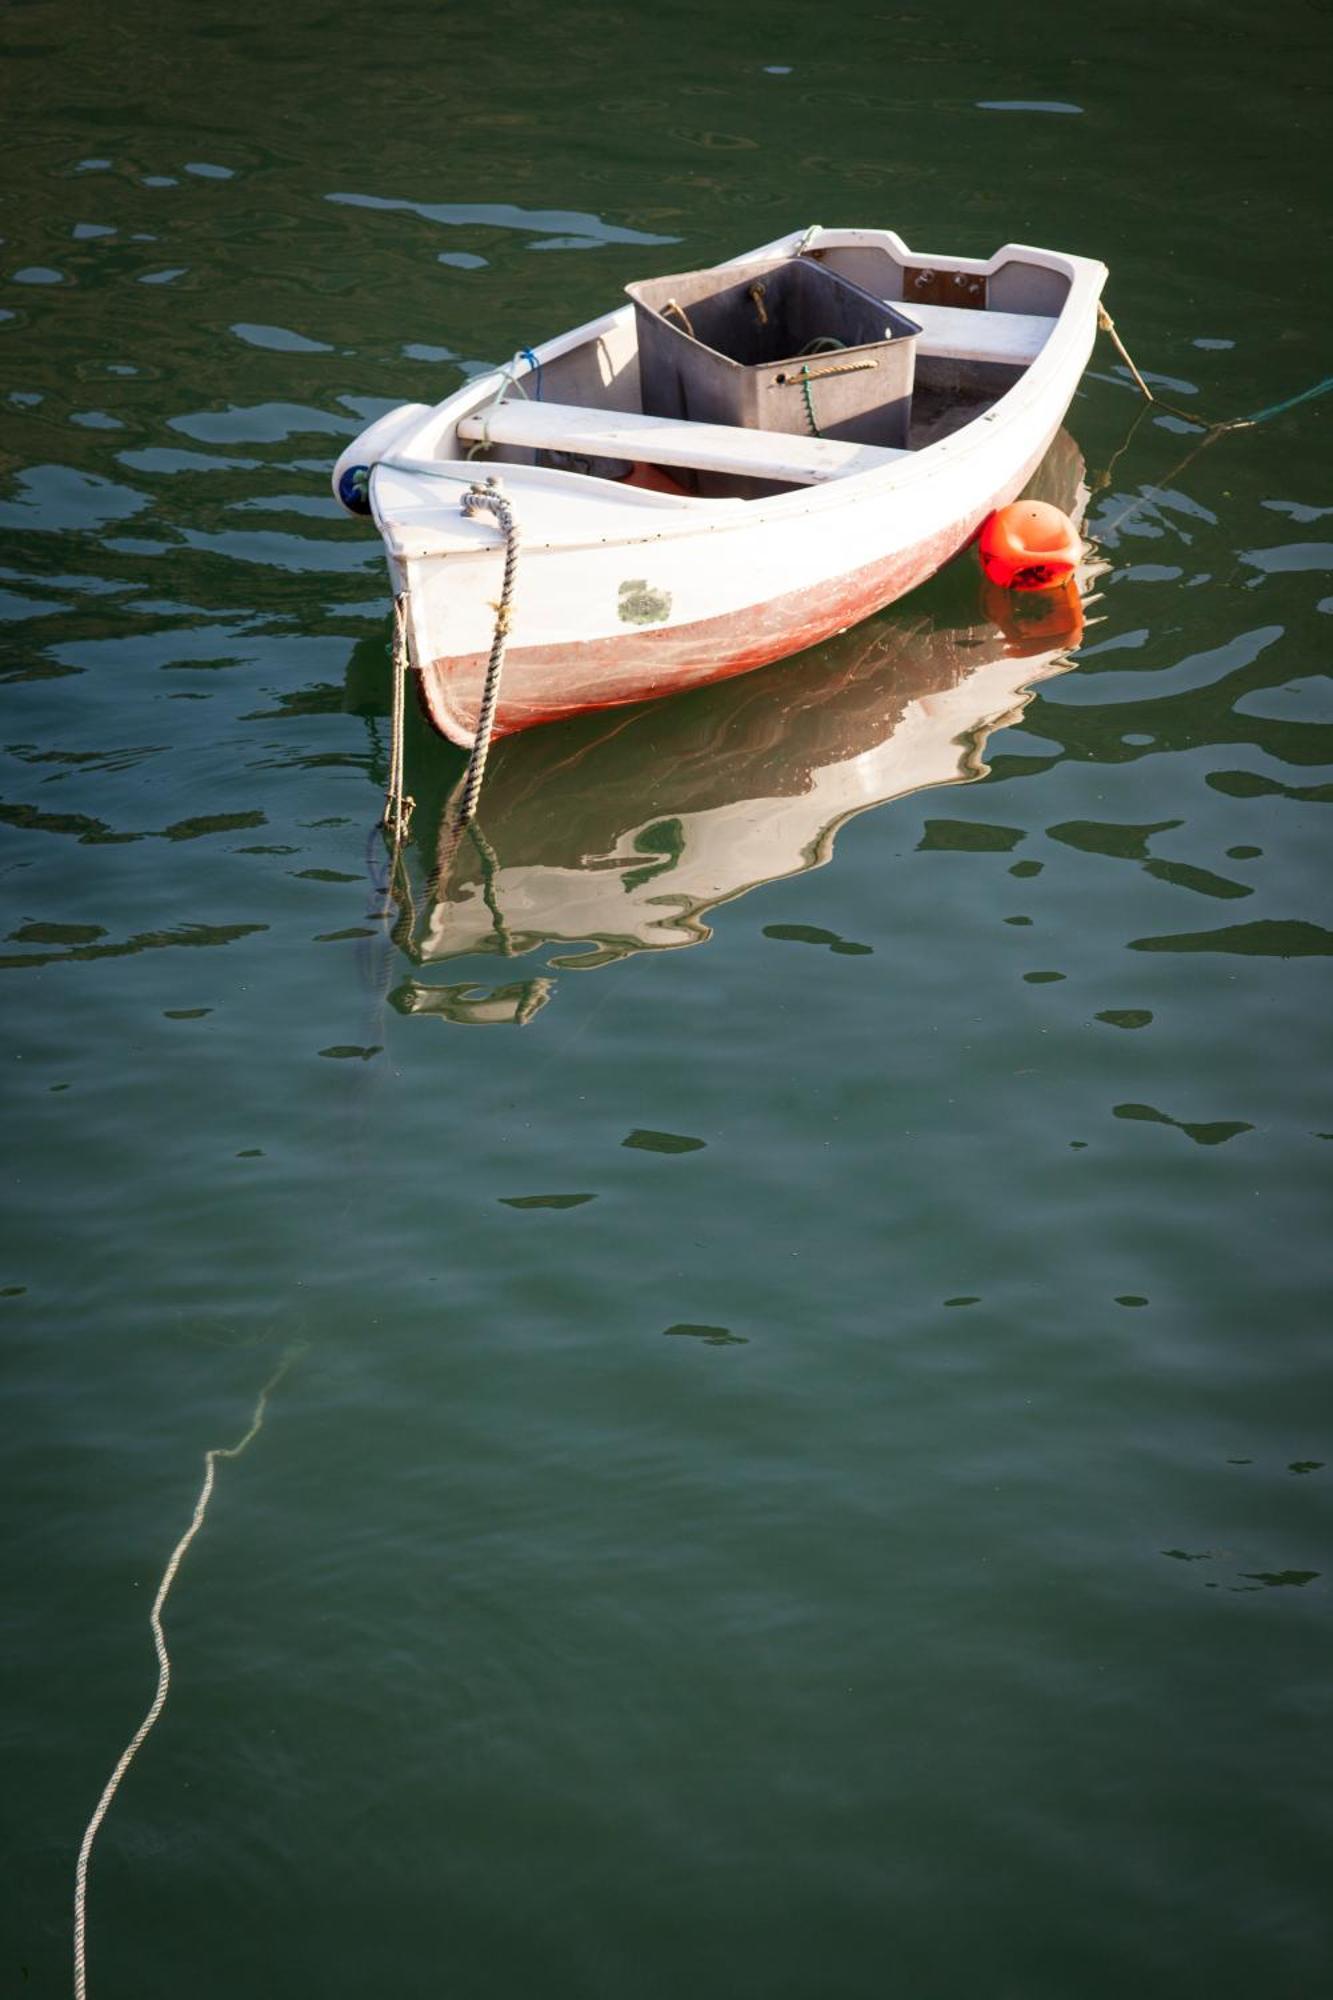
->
[[3, 3, 1330, 1994]]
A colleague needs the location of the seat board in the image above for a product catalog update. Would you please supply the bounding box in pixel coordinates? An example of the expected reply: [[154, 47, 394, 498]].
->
[[908, 302, 1053, 366], [457, 400, 908, 486]]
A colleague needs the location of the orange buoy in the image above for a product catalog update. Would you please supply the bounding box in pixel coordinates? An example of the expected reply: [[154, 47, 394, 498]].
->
[[977, 500, 1082, 591]]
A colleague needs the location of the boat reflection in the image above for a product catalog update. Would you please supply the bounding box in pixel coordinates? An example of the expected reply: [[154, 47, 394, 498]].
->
[[389, 434, 1093, 1025]]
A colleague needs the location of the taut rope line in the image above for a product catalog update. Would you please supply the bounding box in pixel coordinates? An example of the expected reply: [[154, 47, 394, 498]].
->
[[1098, 304, 1333, 436], [73, 1352, 297, 2000], [383, 592, 416, 851], [1098, 303, 1253, 433]]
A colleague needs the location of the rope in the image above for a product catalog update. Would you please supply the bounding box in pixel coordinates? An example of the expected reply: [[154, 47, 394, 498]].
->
[[780, 348, 875, 438], [382, 592, 415, 851], [1093, 308, 1333, 536], [1098, 304, 1253, 434], [73, 1354, 296, 2000], [456, 477, 521, 827], [797, 357, 875, 381], [661, 298, 695, 338], [518, 347, 543, 401], [378, 462, 522, 889], [374, 458, 475, 485], [465, 354, 531, 460], [1243, 374, 1333, 426]]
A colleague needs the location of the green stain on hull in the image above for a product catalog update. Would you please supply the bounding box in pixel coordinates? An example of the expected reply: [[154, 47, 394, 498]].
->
[[618, 578, 672, 624]]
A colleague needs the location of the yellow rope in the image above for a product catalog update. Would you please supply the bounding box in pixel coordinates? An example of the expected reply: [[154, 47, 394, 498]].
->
[[73, 1352, 297, 2000], [1097, 304, 1253, 435], [661, 297, 695, 338], [792, 356, 877, 384]]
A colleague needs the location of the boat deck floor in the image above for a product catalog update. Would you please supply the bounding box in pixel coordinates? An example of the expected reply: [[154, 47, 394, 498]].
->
[[907, 381, 998, 449]]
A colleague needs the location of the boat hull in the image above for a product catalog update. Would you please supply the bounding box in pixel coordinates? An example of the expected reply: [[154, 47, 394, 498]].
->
[[412, 427, 1054, 744]]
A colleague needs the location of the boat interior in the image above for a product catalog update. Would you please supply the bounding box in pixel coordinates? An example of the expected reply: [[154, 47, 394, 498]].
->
[[451, 240, 1075, 503]]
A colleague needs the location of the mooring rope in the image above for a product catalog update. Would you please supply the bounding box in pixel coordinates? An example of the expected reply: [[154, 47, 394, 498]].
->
[[465, 356, 531, 460], [1093, 309, 1333, 542], [382, 592, 415, 854], [1096, 304, 1332, 436], [73, 1353, 296, 2000], [1098, 302, 1250, 432], [456, 478, 520, 827], [1243, 374, 1333, 426], [379, 478, 521, 922]]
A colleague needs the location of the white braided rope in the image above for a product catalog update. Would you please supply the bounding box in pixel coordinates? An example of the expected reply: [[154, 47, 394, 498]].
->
[[73, 1357, 293, 2000]]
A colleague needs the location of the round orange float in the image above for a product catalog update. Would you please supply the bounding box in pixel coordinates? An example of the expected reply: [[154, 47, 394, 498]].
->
[[977, 500, 1082, 591]]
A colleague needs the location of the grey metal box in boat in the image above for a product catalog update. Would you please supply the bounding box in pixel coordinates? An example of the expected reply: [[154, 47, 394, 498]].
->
[[626, 254, 920, 450]]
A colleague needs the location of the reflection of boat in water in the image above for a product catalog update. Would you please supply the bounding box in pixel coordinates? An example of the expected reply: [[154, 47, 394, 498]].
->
[[389, 436, 1093, 1024]]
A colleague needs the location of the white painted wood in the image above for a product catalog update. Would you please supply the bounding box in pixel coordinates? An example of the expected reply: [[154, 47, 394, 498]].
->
[[907, 303, 1054, 366], [456, 400, 909, 485]]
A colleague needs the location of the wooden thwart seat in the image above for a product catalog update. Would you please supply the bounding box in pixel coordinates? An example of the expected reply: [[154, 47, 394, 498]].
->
[[457, 399, 909, 486], [908, 302, 1054, 367]]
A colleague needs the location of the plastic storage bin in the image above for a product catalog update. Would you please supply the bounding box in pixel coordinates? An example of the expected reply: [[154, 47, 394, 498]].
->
[[626, 253, 920, 450]]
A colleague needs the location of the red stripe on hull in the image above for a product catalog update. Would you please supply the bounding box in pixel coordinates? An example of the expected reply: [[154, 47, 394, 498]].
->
[[418, 437, 1053, 745]]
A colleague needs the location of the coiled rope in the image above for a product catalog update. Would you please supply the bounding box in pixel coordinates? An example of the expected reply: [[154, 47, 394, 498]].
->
[[73, 1353, 296, 2000]]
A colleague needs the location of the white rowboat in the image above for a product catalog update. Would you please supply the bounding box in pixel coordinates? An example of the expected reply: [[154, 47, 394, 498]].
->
[[333, 226, 1107, 747]]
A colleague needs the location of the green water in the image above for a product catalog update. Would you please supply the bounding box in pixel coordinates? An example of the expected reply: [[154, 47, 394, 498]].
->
[[3, 3, 1330, 1994]]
